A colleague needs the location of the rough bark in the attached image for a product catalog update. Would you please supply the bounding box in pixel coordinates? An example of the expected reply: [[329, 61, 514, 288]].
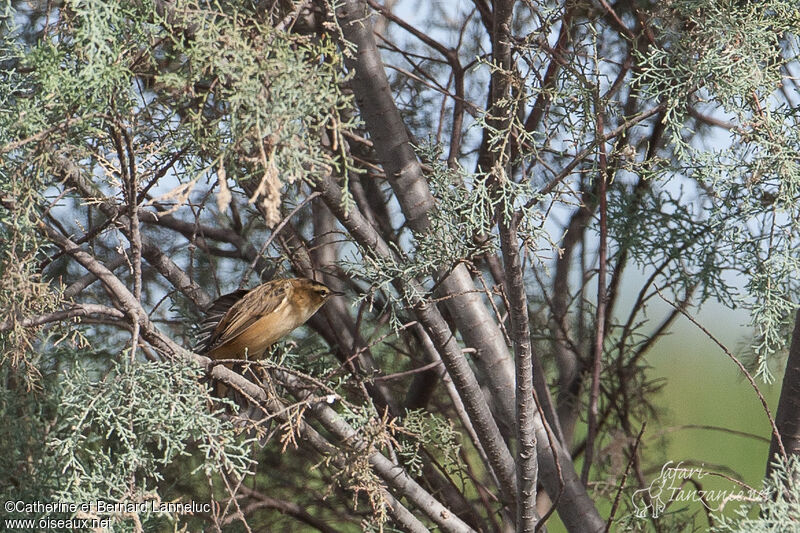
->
[[491, 0, 538, 528], [767, 309, 800, 475], [500, 216, 539, 532]]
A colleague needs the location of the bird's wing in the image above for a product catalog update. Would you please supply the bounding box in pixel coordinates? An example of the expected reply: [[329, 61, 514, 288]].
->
[[204, 281, 289, 352], [194, 289, 251, 354]]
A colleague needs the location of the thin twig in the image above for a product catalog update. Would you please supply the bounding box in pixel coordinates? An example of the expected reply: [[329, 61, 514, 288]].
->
[[655, 286, 787, 460], [533, 104, 665, 200], [582, 94, 609, 485], [373, 360, 443, 382], [605, 422, 646, 532], [240, 191, 320, 287]]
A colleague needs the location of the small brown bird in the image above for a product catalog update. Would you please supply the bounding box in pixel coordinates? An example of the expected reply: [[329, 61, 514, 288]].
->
[[196, 278, 335, 360]]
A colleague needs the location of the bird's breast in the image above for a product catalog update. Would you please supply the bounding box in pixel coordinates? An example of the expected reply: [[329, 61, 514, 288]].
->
[[206, 291, 325, 360]]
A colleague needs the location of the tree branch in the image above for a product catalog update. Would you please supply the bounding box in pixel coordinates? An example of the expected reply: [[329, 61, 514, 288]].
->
[[313, 171, 518, 510], [0, 304, 125, 332], [767, 308, 800, 475], [283, 372, 477, 533]]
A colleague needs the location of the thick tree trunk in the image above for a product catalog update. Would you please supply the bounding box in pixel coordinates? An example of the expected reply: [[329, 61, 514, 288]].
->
[[766, 310, 800, 475]]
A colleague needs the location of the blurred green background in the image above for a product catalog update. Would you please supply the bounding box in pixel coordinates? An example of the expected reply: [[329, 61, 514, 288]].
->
[[639, 302, 781, 530]]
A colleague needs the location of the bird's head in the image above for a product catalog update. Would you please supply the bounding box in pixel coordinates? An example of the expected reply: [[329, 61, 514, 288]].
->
[[295, 278, 338, 309]]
